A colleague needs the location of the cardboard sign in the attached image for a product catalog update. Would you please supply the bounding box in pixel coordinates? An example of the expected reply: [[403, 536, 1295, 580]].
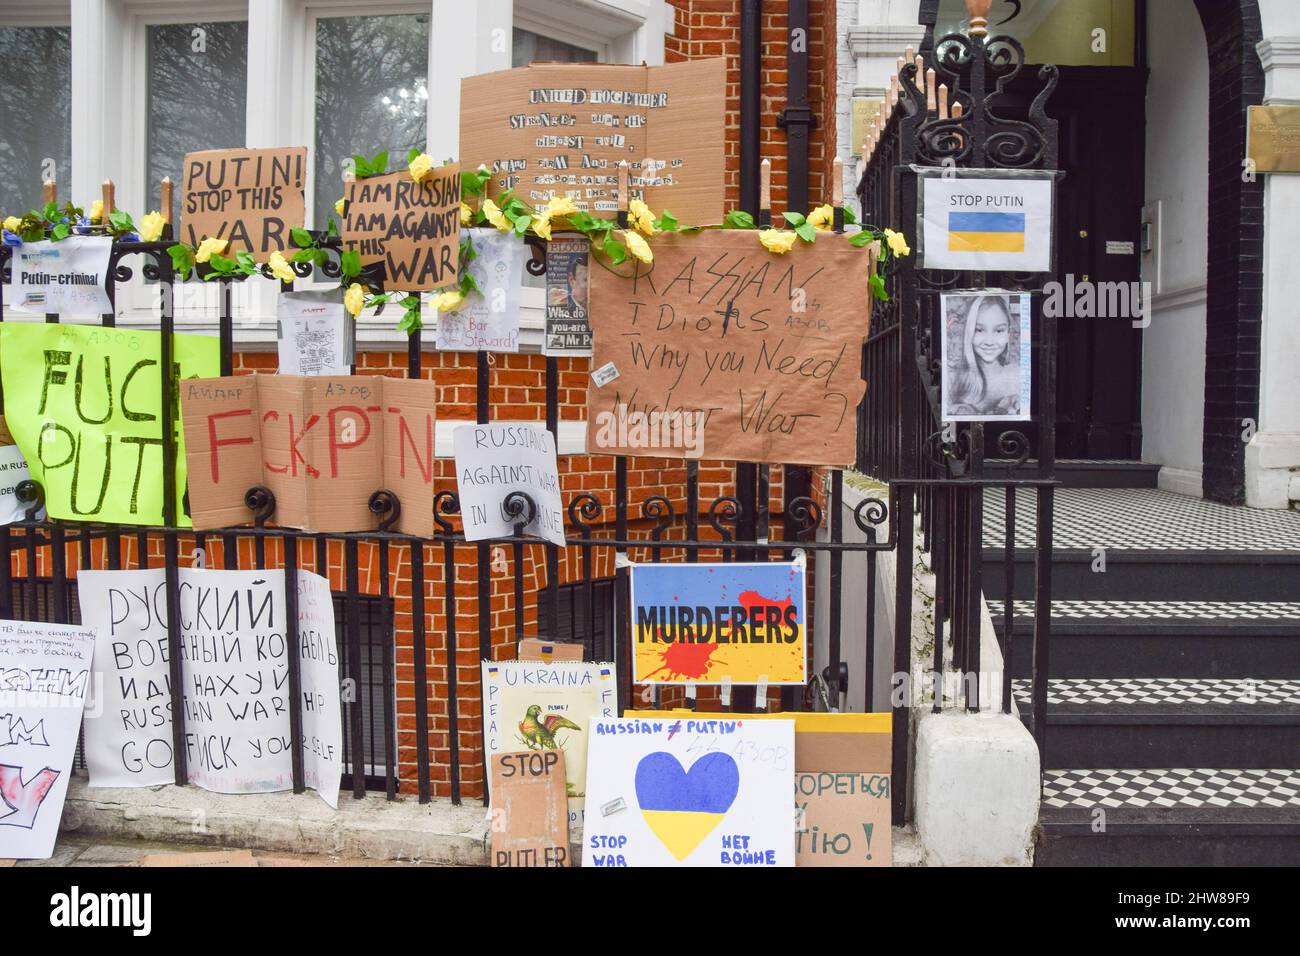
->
[[460, 60, 726, 224], [481, 660, 617, 834], [919, 173, 1054, 273], [586, 230, 869, 465], [544, 236, 591, 356], [343, 167, 461, 291], [519, 638, 585, 663], [277, 290, 352, 376], [182, 146, 307, 256], [490, 750, 571, 867], [77, 567, 343, 808], [0, 619, 95, 860], [6, 236, 112, 315], [0, 323, 220, 526], [435, 229, 523, 352], [180, 374, 436, 537], [630, 709, 892, 866], [630, 560, 807, 685], [582, 716, 795, 867], [454, 423, 565, 547]]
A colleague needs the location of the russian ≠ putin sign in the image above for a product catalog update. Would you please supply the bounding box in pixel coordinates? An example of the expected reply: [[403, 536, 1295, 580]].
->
[[919, 174, 1054, 273]]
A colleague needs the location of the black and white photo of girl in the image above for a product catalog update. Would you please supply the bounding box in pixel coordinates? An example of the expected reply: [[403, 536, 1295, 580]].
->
[[940, 292, 1032, 421]]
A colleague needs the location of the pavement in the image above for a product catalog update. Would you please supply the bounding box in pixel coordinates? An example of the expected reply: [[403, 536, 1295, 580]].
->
[[6, 835, 439, 867]]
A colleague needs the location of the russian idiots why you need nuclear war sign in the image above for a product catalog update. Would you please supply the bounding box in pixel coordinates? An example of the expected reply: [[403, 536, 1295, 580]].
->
[[631, 560, 807, 686], [182, 146, 307, 257], [76, 567, 343, 808], [0, 323, 220, 526], [343, 166, 461, 291], [180, 374, 437, 537], [587, 231, 868, 465], [460, 60, 725, 225]]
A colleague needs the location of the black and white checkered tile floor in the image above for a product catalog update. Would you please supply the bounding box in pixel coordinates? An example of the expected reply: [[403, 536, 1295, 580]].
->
[[1043, 768, 1300, 810], [1012, 677, 1300, 707], [1008, 600, 1300, 623], [983, 487, 1300, 551]]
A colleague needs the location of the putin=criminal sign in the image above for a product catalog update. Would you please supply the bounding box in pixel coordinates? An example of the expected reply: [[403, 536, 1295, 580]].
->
[[343, 167, 461, 291], [182, 146, 307, 257]]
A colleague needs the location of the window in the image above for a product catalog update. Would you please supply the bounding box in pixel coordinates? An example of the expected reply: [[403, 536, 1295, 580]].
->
[[536, 577, 617, 662], [312, 13, 430, 231], [512, 27, 598, 67], [147, 21, 248, 222], [0, 26, 71, 216]]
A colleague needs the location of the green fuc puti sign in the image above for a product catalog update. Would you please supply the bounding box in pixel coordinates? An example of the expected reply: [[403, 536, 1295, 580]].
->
[[0, 323, 220, 526]]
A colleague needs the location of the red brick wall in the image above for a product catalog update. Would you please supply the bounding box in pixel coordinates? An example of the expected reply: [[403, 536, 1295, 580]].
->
[[666, 0, 837, 216]]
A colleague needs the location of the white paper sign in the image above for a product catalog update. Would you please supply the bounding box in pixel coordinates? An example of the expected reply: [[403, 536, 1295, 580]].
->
[[77, 567, 343, 807], [582, 715, 796, 867], [0, 619, 95, 859], [454, 423, 565, 547], [276, 290, 352, 376], [6, 236, 113, 315], [435, 230, 524, 353], [0, 444, 36, 524], [920, 176, 1053, 273]]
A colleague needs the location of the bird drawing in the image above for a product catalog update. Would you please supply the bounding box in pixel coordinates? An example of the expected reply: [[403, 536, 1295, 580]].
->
[[518, 704, 581, 750]]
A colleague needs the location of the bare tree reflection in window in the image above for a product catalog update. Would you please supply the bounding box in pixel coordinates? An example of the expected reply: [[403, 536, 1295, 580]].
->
[[0, 27, 72, 215], [314, 14, 430, 231], [147, 22, 248, 227]]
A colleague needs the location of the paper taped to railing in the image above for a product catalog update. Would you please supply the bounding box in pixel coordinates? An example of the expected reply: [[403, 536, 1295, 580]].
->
[[5, 236, 112, 315], [77, 567, 343, 808]]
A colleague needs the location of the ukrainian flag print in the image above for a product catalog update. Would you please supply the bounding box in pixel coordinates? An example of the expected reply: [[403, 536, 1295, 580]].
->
[[947, 211, 1026, 253]]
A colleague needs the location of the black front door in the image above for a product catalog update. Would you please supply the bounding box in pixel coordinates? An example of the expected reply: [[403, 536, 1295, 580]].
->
[[1049, 66, 1146, 458]]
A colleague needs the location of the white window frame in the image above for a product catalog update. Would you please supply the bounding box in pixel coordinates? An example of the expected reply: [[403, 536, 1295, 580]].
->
[[5, 0, 668, 347]]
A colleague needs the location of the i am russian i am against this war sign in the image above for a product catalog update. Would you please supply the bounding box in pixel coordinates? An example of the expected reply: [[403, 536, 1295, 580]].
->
[[343, 167, 461, 291], [630, 560, 807, 685]]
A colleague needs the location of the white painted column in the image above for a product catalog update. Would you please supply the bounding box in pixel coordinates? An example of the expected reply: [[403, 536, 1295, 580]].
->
[[70, 0, 126, 208], [429, 0, 513, 159], [1247, 36, 1300, 507], [841, 0, 926, 205]]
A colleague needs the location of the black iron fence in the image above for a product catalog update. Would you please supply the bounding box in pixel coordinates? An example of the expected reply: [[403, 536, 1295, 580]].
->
[[855, 26, 1057, 753], [0, 204, 908, 819]]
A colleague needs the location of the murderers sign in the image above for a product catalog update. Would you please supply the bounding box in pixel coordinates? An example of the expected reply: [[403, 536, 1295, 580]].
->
[[630, 560, 807, 685]]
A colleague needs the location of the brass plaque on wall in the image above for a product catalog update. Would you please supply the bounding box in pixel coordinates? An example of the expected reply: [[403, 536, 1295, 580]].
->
[[851, 98, 883, 156], [1247, 106, 1300, 173]]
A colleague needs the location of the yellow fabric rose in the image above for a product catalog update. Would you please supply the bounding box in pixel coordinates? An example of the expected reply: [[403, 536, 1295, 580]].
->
[[195, 236, 229, 264], [267, 250, 296, 284], [89, 200, 103, 223], [758, 229, 797, 254], [3, 216, 21, 233], [483, 199, 511, 232], [344, 283, 366, 317], [884, 228, 911, 257], [460, 202, 473, 225], [628, 198, 657, 237], [531, 213, 553, 240], [807, 204, 834, 231], [138, 211, 166, 243], [335, 197, 345, 216], [546, 196, 578, 218], [431, 290, 465, 312], [409, 152, 433, 183], [624, 230, 653, 264]]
